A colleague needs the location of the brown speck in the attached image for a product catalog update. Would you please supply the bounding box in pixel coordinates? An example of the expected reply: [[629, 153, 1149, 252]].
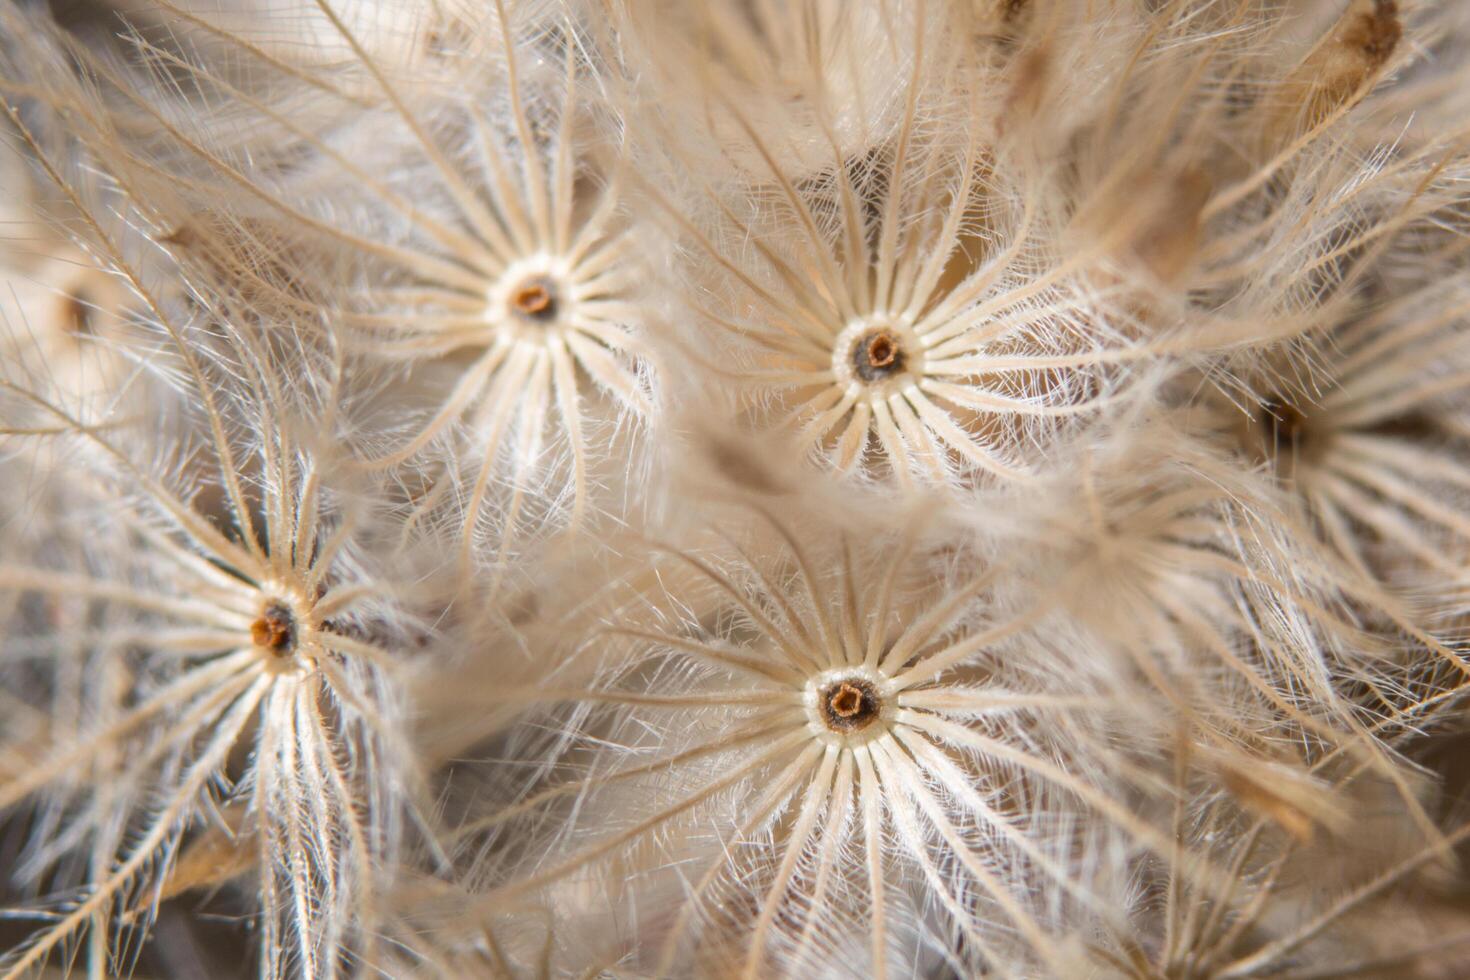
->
[[1242, 398, 1326, 480], [830, 683, 864, 717], [251, 602, 297, 657], [1260, 400, 1310, 453], [511, 279, 557, 321], [853, 329, 906, 383], [160, 224, 198, 248], [61, 291, 93, 337], [820, 678, 881, 733]]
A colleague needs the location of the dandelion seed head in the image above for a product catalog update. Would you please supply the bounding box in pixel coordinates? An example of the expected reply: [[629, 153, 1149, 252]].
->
[[462, 513, 1158, 976], [5, 0, 1470, 975]]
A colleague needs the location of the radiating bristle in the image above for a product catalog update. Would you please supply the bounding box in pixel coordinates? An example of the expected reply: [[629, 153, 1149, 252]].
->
[[3, 0, 1470, 977]]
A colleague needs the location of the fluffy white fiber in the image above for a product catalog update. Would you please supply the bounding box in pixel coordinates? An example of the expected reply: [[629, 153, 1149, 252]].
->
[[4, 0, 1470, 977]]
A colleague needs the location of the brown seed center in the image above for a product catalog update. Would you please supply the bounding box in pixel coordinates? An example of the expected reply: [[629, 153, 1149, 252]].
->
[[1259, 400, 1310, 452], [867, 334, 898, 369], [62, 291, 95, 337], [1243, 398, 1333, 480], [829, 683, 865, 717], [251, 601, 298, 657], [820, 678, 881, 732], [853, 329, 905, 383], [510, 279, 557, 320]]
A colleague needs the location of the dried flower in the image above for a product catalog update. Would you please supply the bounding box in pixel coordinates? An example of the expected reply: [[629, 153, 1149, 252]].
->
[[3, 0, 1470, 975]]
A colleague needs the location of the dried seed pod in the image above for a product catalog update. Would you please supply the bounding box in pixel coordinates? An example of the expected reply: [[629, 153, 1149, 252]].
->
[[461, 514, 1194, 978], [1269, 0, 1401, 145]]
